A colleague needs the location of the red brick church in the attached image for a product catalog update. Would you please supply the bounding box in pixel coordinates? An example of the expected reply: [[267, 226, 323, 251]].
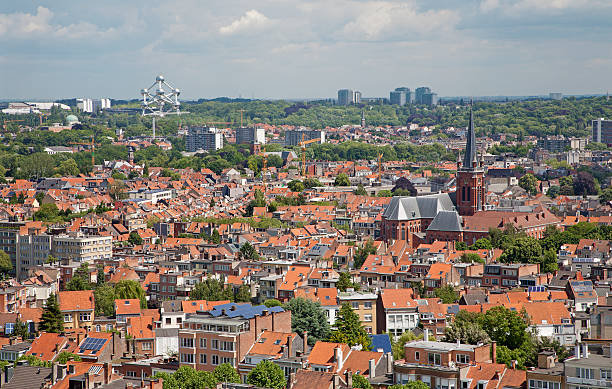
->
[[380, 107, 560, 247]]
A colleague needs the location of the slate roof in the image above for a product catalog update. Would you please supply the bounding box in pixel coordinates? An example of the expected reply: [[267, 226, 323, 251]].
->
[[207, 303, 284, 319], [3, 365, 52, 389], [426, 210, 463, 232], [382, 193, 455, 221]]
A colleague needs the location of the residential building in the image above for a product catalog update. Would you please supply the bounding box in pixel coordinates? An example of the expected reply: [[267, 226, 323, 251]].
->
[[589, 299, 612, 339], [378, 288, 419, 337], [338, 290, 378, 334], [0, 283, 27, 313], [52, 234, 113, 263], [592, 118, 612, 145], [178, 303, 291, 371], [115, 299, 141, 325], [128, 189, 173, 205], [59, 290, 95, 330], [564, 345, 612, 389], [185, 126, 224, 152], [338, 89, 361, 105], [236, 127, 266, 145], [0, 342, 32, 362], [285, 130, 326, 146]]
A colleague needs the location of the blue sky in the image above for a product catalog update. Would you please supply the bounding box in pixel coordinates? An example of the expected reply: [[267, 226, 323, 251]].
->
[[1, 0, 611, 100]]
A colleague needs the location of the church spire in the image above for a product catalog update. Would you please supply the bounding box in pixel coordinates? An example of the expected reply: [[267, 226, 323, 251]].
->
[[462, 100, 476, 169]]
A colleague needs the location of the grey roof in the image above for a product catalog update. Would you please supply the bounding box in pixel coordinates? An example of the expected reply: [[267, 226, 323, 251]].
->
[[382, 193, 455, 221], [1, 342, 32, 352], [155, 328, 179, 337], [426, 210, 463, 232], [4, 365, 52, 389]]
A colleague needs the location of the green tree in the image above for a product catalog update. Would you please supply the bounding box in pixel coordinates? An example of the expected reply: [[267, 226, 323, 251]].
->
[[337, 272, 359, 292], [211, 229, 221, 244], [34, 203, 62, 222], [213, 363, 240, 384], [600, 188, 612, 204], [455, 241, 468, 250], [352, 374, 372, 389], [284, 297, 330, 345], [15, 354, 52, 367], [388, 382, 430, 389], [114, 280, 147, 308], [190, 277, 233, 301], [303, 177, 322, 188], [328, 303, 371, 350], [247, 360, 286, 389], [469, 238, 492, 250], [390, 331, 423, 360], [234, 284, 252, 303], [519, 174, 538, 195], [334, 173, 351, 187], [354, 184, 367, 196], [13, 317, 29, 340], [55, 352, 82, 364], [244, 189, 266, 217], [459, 252, 484, 263], [66, 263, 91, 291], [443, 311, 491, 345], [377, 190, 393, 197], [128, 231, 144, 246], [264, 299, 282, 307], [56, 158, 80, 176], [354, 240, 376, 269], [0, 251, 13, 277], [96, 264, 106, 287], [288, 180, 305, 192], [434, 285, 459, 304], [94, 284, 116, 316], [547, 186, 560, 199], [45, 254, 58, 265], [480, 306, 528, 349], [39, 293, 64, 333], [240, 242, 260, 260]]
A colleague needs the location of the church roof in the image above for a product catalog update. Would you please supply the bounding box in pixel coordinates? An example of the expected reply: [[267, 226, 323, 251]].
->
[[382, 193, 455, 221], [427, 210, 463, 232], [462, 106, 477, 169]]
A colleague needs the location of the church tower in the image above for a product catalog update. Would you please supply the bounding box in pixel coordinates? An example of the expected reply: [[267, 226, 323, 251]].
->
[[456, 105, 485, 216]]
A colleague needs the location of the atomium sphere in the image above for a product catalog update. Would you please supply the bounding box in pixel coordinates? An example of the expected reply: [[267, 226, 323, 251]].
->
[[174, 88, 180, 94], [141, 88, 148, 95], [156, 75, 164, 82], [156, 88, 165, 95]]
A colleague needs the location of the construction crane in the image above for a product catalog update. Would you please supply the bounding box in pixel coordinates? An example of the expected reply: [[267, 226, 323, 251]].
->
[[260, 144, 268, 191], [299, 134, 321, 177], [2, 119, 24, 131], [70, 136, 101, 167]]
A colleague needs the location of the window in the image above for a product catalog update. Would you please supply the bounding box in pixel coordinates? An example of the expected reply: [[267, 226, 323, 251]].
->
[[211, 339, 219, 350], [528, 380, 560, 389], [200, 338, 207, 349], [477, 382, 487, 389], [352, 302, 359, 309], [456, 354, 470, 364], [79, 313, 91, 322], [428, 353, 441, 366], [461, 381, 470, 389], [166, 318, 171, 324], [64, 314, 73, 323], [142, 342, 152, 351], [601, 369, 612, 380], [180, 353, 194, 363], [126, 371, 136, 377], [96, 325, 101, 332], [220, 341, 235, 351], [364, 314, 372, 322], [212, 355, 219, 365], [415, 352, 420, 360], [577, 368, 594, 379], [364, 302, 372, 309], [106, 324, 113, 331], [180, 338, 194, 348], [200, 354, 207, 364]]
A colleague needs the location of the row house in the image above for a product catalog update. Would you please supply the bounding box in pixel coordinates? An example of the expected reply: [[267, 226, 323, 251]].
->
[[482, 263, 539, 288]]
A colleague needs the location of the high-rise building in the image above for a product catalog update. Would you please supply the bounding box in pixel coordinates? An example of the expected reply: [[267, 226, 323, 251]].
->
[[77, 98, 111, 113], [592, 118, 612, 145], [284, 130, 325, 146], [390, 87, 411, 106], [549, 93, 563, 100], [337, 89, 361, 105], [415, 87, 431, 104], [185, 126, 224, 152], [422, 92, 439, 107], [235, 127, 265, 145], [456, 107, 485, 216]]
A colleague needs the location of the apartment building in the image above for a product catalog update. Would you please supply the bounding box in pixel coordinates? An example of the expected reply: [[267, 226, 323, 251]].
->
[[377, 288, 419, 338], [178, 303, 291, 372], [394, 334, 492, 388], [59, 290, 95, 330], [338, 290, 378, 334], [52, 234, 112, 263], [482, 263, 539, 288], [0, 283, 26, 313], [564, 345, 612, 389]]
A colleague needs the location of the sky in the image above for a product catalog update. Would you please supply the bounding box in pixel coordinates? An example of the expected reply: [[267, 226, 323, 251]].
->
[[1, 0, 611, 100]]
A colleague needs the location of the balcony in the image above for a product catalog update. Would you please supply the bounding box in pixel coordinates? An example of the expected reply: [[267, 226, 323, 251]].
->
[[566, 377, 612, 388]]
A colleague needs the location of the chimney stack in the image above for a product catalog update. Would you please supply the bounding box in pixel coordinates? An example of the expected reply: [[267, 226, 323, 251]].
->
[[345, 371, 353, 388], [386, 352, 393, 374], [424, 328, 430, 341], [287, 335, 293, 357], [334, 346, 344, 372], [333, 374, 340, 389], [104, 363, 112, 384], [575, 345, 581, 359], [288, 373, 296, 389], [368, 359, 376, 379], [491, 341, 497, 364], [302, 331, 308, 351]]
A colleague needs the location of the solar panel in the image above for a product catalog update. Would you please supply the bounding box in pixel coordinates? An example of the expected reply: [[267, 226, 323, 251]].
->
[[527, 286, 546, 292], [80, 337, 106, 353]]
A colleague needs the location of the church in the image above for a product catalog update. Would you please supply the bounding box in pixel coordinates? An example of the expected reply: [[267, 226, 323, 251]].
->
[[380, 107, 561, 247]]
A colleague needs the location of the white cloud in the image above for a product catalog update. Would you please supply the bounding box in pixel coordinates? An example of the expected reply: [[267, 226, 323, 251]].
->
[[0, 6, 116, 39], [340, 2, 458, 41], [480, 0, 500, 12], [219, 10, 271, 35], [481, 0, 610, 13]]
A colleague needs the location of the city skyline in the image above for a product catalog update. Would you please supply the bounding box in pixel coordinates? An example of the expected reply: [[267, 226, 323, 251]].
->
[[1, 0, 612, 100]]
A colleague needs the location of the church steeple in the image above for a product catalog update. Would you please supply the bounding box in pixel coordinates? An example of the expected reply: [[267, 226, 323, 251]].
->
[[462, 102, 477, 169]]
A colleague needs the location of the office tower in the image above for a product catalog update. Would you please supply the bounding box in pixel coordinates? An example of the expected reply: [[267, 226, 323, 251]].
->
[[415, 87, 431, 104], [592, 118, 612, 145], [284, 130, 325, 146], [390, 87, 411, 106], [77, 98, 111, 113], [337, 89, 361, 105], [235, 127, 265, 145], [185, 126, 224, 152], [549, 93, 563, 100], [422, 92, 439, 107]]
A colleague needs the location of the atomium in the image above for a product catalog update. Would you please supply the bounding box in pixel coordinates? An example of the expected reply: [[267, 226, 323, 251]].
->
[[141, 75, 184, 139]]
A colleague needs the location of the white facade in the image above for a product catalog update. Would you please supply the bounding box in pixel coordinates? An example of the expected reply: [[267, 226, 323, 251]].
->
[[77, 98, 111, 113]]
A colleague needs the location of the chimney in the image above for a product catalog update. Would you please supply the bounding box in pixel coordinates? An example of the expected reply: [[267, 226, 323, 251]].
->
[[84, 372, 91, 389], [581, 343, 589, 358], [104, 363, 112, 384], [574, 345, 581, 359], [333, 374, 340, 389], [368, 359, 376, 379], [345, 371, 353, 388], [491, 342, 497, 364], [511, 360, 517, 370], [334, 346, 344, 372], [386, 352, 393, 374], [288, 372, 296, 389], [287, 335, 293, 357], [302, 331, 308, 351], [423, 328, 430, 341]]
